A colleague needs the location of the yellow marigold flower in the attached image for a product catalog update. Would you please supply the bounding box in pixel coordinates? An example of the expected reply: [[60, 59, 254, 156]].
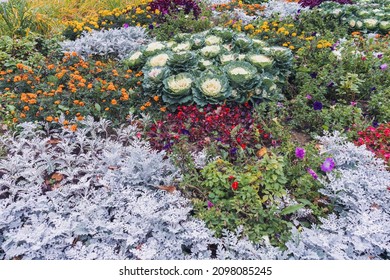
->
[[282, 43, 288, 47], [289, 46, 295, 50], [292, 32, 297, 37]]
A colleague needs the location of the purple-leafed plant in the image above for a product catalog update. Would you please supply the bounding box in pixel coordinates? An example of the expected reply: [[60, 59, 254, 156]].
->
[[299, 0, 353, 8], [149, 0, 202, 19]]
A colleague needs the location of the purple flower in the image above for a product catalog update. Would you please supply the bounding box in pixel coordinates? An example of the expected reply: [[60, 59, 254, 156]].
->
[[327, 81, 335, 88], [306, 94, 312, 100], [307, 168, 318, 180], [321, 158, 335, 172], [380, 64, 388, 71], [123, 23, 129, 28], [207, 200, 214, 209], [377, 54, 383, 59], [370, 87, 376, 92], [313, 101, 323, 111], [350, 101, 357, 106], [372, 121, 379, 128], [149, 24, 154, 30], [295, 147, 305, 159], [310, 72, 318, 79]]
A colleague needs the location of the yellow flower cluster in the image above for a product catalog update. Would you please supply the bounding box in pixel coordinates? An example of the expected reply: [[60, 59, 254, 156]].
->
[[317, 40, 332, 49]]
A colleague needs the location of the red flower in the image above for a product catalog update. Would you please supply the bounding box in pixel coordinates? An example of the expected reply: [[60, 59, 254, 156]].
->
[[228, 175, 235, 181], [231, 181, 239, 191]]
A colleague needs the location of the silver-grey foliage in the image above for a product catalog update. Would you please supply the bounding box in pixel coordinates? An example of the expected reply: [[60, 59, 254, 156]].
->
[[0, 118, 285, 260], [286, 132, 390, 260], [60, 27, 152, 60]]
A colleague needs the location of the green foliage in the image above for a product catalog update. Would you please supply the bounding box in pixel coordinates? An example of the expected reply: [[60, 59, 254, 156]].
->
[[194, 158, 291, 245], [153, 10, 212, 41], [0, 0, 53, 37], [368, 88, 390, 123], [0, 34, 61, 69]]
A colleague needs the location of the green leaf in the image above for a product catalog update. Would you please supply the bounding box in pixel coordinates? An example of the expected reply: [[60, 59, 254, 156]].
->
[[94, 103, 101, 112], [280, 204, 305, 215], [297, 198, 312, 206], [58, 105, 70, 111]]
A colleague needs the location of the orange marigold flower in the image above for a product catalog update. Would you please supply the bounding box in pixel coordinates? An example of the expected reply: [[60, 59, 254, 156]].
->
[[23, 106, 30, 111], [70, 124, 77, 131], [105, 107, 110, 111], [111, 99, 117, 105], [63, 120, 69, 125], [140, 105, 146, 111], [153, 95, 159, 102], [46, 116, 54, 122], [160, 107, 166, 112], [54, 100, 61, 105], [77, 115, 84, 121], [145, 101, 151, 107]]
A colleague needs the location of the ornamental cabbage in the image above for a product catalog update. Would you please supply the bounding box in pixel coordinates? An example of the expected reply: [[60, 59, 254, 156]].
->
[[379, 21, 390, 32], [162, 73, 193, 104], [246, 54, 273, 70], [234, 35, 253, 52], [193, 73, 231, 106], [144, 42, 166, 56], [224, 61, 258, 92], [363, 18, 379, 30], [142, 67, 170, 96], [167, 51, 198, 73], [124, 51, 144, 68], [172, 41, 192, 53], [205, 35, 223, 46], [147, 53, 170, 68], [209, 27, 234, 42], [219, 53, 236, 65], [200, 45, 222, 59]]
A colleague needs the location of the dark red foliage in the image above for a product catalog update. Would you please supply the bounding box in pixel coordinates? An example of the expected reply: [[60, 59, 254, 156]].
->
[[355, 123, 390, 165], [146, 104, 273, 158], [149, 0, 202, 19], [299, 0, 353, 8]]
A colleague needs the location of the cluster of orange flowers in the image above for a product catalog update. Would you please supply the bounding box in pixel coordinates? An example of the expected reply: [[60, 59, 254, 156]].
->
[[212, 0, 265, 17], [139, 95, 166, 112], [0, 53, 144, 129]]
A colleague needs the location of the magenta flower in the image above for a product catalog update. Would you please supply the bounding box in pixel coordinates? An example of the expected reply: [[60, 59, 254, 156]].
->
[[321, 158, 335, 172], [306, 94, 312, 100], [380, 64, 388, 71], [123, 23, 129, 28], [207, 200, 214, 209], [307, 168, 318, 180], [295, 147, 305, 159]]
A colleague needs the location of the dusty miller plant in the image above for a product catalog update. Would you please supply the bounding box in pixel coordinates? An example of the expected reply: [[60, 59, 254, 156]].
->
[[259, 0, 308, 20], [0, 118, 287, 260], [286, 131, 390, 260], [60, 27, 152, 60]]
